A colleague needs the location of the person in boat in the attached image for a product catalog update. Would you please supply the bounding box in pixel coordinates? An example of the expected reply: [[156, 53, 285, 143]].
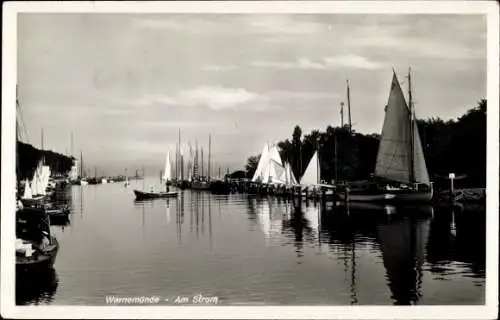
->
[[40, 231, 50, 249], [150, 185, 154, 193], [166, 181, 170, 192]]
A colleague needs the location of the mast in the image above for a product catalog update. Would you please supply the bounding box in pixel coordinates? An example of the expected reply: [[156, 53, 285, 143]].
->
[[179, 129, 183, 181], [195, 140, 199, 180], [408, 67, 415, 184], [340, 102, 344, 128], [201, 146, 204, 179], [142, 166, 145, 190], [16, 85, 21, 189], [316, 137, 320, 184], [41, 127, 45, 164], [334, 133, 338, 182], [208, 134, 211, 182], [347, 80, 352, 133], [70, 131, 74, 157], [80, 150, 83, 178]]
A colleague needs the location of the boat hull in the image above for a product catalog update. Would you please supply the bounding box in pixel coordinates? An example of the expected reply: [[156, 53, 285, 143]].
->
[[191, 182, 211, 191], [16, 238, 59, 274], [133, 190, 178, 200], [346, 189, 433, 203]]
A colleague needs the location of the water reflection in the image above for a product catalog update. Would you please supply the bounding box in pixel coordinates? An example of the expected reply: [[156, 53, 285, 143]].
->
[[24, 184, 484, 306], [247, 198, 485, 305], [16, 268, 58, 305]]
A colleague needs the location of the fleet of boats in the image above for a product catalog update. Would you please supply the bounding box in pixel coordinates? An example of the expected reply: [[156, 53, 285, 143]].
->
[[14, 68, 484, 277]]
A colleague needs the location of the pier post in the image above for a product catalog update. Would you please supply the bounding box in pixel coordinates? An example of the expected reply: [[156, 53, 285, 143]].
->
[[449, 173, 455, 203], [344, 186, 350, 203]]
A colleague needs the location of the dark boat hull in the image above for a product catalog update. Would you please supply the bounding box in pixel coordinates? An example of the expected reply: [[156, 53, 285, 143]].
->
[[133, 190, 178, 200], [345, 189, 433, 203], [16, 238, 59, 274], [191, 182, 211, 191]]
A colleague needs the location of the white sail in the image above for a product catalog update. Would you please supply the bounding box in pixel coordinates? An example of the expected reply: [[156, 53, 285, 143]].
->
[[163, 151, 172, 181], [278, 161, 297, 185], [41, 165, 51, 193], [287, 162, 298, 185], [32, 161, 45, 195], [23, 179, 32, 199], [300, 151, 319, 186], [412, 119, 430, 185], [252, 143, 270, 182], [268, 144, 283, 166], [375, 71, 430, 185]]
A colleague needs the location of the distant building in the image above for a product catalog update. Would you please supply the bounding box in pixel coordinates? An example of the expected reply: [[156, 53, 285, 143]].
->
[[69, 159, 79, 180]]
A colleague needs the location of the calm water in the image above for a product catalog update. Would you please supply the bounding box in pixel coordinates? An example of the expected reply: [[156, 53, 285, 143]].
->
[[16, 178, 486, 306]]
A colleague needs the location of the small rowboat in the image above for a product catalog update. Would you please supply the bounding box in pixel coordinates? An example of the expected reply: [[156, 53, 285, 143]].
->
[[133, 189, 178, 200]]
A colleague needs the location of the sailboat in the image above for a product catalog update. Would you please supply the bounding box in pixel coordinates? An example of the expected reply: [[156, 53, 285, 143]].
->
[[133, 150, 178, 200], [20, 160, 49, 207], [252, 143, 288, 185], [300, 150, 336, 199], [346, 69, 433, 202]]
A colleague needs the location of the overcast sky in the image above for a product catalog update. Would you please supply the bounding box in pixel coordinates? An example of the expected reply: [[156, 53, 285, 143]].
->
[[17, 14, 486, 176]]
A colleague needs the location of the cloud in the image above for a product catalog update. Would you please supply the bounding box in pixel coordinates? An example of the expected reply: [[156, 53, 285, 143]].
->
[[244, 16, 326, 35], [137, 120, 223, 128], [134, 86, 266, 110], [135, 15, 329, 36], [202, 64, 237, 72], [252, 55, 385, 71], [267, 91, 339, 100]]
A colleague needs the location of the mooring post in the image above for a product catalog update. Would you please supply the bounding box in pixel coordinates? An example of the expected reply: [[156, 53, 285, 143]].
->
[[449, 173, 455, 203]]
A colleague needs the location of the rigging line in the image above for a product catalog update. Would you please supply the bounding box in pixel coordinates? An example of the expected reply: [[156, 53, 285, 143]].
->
[[16, 100, 31, 143]]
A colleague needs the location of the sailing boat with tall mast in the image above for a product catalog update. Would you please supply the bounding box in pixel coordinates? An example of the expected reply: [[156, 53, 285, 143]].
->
[[133, 150, 178, 200], [346, 69, 433, 202]]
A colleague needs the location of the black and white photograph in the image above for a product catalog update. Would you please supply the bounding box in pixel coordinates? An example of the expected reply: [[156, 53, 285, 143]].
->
[[1, 1, 498, 319]]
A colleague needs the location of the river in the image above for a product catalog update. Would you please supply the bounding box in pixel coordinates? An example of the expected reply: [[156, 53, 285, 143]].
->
[[16, 178, 486, 306]]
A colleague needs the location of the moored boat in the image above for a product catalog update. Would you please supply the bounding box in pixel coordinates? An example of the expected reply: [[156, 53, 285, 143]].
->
[[343, 69, 433, 203], [16, 207, 59, 273], [133, 189, 178, 200]]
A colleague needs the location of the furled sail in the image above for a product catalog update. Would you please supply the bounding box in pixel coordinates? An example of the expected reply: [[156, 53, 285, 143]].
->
[[374, 72, 430, 185], [300, 151, 319, 186]]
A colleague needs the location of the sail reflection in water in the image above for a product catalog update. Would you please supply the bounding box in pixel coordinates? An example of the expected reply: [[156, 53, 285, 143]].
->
[[30, 184, 485, 306]]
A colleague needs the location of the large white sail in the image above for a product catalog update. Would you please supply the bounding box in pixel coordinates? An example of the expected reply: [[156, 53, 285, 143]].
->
[[375, 72, 430, 185], [268, 144, 283, 166], [300, 151, 319, 186], [163, 151, 172, 181], [252, 143, 270, 182]]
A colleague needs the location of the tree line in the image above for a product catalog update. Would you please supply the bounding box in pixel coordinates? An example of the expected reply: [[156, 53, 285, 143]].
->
[[16, 141, 75, 181], [245, 99, 486, 188]]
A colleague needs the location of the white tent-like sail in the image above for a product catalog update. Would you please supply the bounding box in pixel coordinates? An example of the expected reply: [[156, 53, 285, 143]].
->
[[163, 151, 172, 181], [23, 179, 32, 199], [30, 161, 46, 196], [41, 165, 51, 193], [300, 151, 319, 186], [374, 72, 430, 186], [268, 144, 283, 167], [278, 161, 298, 185], [252, 143, 270, 182]]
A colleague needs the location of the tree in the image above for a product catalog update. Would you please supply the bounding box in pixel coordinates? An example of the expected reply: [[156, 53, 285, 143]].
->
[[245, 154, 260, 179], [291, 125, 302, 179]]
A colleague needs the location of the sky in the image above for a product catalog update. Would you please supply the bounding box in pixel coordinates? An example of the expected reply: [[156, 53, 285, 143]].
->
[[17, 13, 486, 176]]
